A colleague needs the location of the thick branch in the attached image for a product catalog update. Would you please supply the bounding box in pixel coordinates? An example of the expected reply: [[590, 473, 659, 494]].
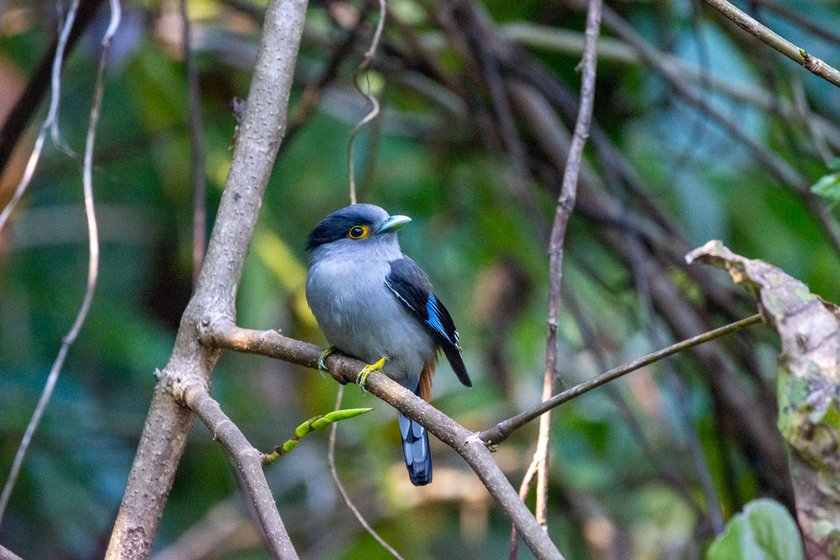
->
[[204, 320, 565, 560], [105, 0, 308, 557]]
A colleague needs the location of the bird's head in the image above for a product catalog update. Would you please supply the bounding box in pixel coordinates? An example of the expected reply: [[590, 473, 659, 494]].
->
[[306, 204, 411, 256]]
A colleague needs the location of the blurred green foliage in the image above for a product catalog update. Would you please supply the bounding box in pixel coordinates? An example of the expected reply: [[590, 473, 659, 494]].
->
[[1, 0, 839, 558], [707, 499, 803, 560]]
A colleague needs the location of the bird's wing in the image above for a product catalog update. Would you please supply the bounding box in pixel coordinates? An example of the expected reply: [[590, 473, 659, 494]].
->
[[385, 257, 472, 388]]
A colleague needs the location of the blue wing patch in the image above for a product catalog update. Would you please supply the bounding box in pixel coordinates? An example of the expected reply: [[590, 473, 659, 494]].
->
[[386, 258, 472, 388], [426, 294, 458, 347]]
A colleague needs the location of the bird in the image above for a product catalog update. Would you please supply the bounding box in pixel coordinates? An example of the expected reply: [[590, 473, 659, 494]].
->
[[305, 203, 472, 486]]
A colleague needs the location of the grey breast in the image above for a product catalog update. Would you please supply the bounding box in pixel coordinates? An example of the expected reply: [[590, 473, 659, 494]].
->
[[307, 253, 436, 388]]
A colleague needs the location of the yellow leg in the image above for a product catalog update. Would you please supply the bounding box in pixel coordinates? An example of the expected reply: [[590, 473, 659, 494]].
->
[[317, 346, 337, 377], [356, 356, 387, 389]]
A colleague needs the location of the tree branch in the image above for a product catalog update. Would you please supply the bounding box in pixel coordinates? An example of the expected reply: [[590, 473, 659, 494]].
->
[[0, 544, 22, 560], [701, 0, 840, 87], [477, 314, 762, 446], [180, 0, 207, 284], [0, 0, 105, 179], [204, 319, 565, 560], [178, 382, 297, 559], [534, 0, 601, 533], [0, 0, 116, 524], [598, 4, 840, 260], [105, 0, 308, 557]]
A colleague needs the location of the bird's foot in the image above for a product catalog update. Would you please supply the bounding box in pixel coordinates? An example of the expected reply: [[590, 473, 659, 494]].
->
[[356, 356, 387, 391], [317, 346, 337, 378]]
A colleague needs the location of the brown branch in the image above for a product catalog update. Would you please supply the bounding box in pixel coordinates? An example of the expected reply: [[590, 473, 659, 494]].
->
[[178, 382, 296, 559], [104, 0, 309, 557], [510, 455, 539, 559], [203, 319, 565, 560], [477, 314, 763, 446], [701, 0, 840, 87], [535, 0, 602, 533]]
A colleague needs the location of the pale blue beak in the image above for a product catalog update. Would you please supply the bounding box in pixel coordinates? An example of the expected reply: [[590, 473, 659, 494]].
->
[[377, 215, 412, 234]]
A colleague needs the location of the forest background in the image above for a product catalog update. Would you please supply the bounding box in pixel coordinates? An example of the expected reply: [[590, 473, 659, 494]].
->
[[1, 0, 839, 558]]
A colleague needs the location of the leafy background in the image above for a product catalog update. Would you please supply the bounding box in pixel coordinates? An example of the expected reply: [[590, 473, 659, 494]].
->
[[0, 0, 838, 558]]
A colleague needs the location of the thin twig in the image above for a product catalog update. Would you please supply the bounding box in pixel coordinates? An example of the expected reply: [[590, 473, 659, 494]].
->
[[0, 0, 118, 524], [529, 0, 602, 539], [748, 0, 840, 46], [0, 0, 105, 180], [701, 0, 840, 87], [477, 314, 763, 446], [180, 0, 207, 284], [347, 0, 386, 205], [327, 386, 405, 559], [509, 454, 539, 559], [0, 0, 81, 231], [598, 5, 840, 259]]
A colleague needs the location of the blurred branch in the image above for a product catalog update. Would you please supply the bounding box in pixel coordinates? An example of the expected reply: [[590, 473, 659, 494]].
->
[[0, 0, 117, 524], [153, 501, 257, 560], [105, 0, 308, 556], [748, 0, 840, 46], [285, 12, 368, 145], [597, 4, 840, 259], [204, 319, 566, 560], [178, 382, 296, 558], [410, 21, 840, 148], [347, 0, 386, 205], [180, 0, 207, 285], [0, 0, 80, 231], [562, 287, 710, 524], [0, 0, 105, 181], [477, 314, 763, 446], [701, 0, 840, 87], [498, 25, 785, 495], [0, 544, 22, 560]]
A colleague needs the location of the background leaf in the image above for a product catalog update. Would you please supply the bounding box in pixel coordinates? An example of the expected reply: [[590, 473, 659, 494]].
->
[[706, 499, 803, 560]]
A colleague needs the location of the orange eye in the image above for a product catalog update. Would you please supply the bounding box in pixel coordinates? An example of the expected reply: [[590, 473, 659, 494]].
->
[[348, 225, 369, 239]]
